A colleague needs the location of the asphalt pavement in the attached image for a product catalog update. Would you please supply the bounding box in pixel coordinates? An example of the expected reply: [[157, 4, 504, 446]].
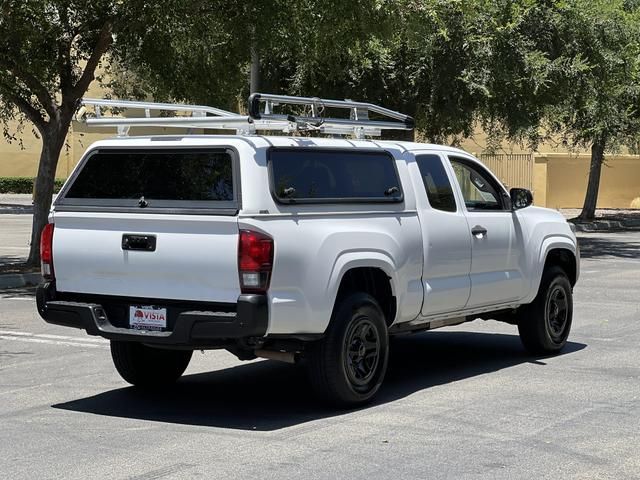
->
[[0, 231, 639, 479]]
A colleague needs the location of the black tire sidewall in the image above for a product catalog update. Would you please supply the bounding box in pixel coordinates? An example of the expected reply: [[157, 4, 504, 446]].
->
[[110, 341, 192, 387], [311, 292, 389, 406], [336, 296, 389, 399], [519, 266, 573, 354]]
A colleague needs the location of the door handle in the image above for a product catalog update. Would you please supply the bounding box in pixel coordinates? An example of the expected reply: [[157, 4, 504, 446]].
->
[[471, 225, 487, 237]]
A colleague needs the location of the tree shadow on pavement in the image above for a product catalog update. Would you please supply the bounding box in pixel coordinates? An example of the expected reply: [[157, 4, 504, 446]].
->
[[52, 330, 586, 431], [578, 234, 640, 260]]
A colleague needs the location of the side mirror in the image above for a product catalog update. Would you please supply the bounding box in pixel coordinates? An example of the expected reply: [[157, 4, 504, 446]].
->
[[510, 188, 533, 210]]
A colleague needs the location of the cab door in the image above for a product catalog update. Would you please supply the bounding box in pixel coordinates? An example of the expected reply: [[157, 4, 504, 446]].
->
[[447, 156, 526, 308], [411, 153, 472, 316]]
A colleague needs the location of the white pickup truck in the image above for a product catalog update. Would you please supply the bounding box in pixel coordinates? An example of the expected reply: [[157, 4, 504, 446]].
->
[[37, 94, 579, 406]]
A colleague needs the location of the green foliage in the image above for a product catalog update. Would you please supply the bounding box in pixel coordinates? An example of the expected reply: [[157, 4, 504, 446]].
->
[[113, 0, 639, 148], [0, 1, 165, 264], [113, 1, 489, 141], [0, 177, 64, 194], [109, 0, 640, 221], [108, 1, 252, 110], [1, 0, 639, 221], [0, 0, 120, 134], [265, 1, 488, 142], [3, 0, 639, 148], [543, 0, 640, 151], [110, 1, 399, 111]]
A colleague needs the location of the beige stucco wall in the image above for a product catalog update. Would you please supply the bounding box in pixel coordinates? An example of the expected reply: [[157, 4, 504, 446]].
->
[[537, 154, 640, 209], [533, 156, 548, 207], [0, 121, 195, 180], [0, 121, 119, 179], [0, 125, 72, 178]]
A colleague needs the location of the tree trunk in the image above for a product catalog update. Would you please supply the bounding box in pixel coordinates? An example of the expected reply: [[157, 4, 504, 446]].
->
[[26, 125, 69, 267], [578, 140, 606, 221]]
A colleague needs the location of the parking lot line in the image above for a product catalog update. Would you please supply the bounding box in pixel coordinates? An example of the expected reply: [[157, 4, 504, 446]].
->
[[0, 330, 108, 348]]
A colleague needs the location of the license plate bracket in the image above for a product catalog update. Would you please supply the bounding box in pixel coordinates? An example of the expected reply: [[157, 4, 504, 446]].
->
[[129, 305, 167, 331]]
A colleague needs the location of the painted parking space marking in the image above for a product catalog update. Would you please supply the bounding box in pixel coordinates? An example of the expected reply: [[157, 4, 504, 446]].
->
[[0, 330, 108, 348]]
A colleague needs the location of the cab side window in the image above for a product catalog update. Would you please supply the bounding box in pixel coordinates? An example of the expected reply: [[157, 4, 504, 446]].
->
[[416, 154, 457, 212], [449, 158, 504, 211]]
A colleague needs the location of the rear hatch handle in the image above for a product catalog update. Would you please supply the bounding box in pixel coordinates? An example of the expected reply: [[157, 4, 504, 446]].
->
[[122, 234, 157, 252]]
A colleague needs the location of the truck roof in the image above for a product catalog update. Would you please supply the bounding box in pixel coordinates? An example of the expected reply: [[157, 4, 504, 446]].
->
[[85, 134, 473, 158]]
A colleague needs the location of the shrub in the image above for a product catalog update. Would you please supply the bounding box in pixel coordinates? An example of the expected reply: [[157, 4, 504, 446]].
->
[[0, 177, 65, 194]]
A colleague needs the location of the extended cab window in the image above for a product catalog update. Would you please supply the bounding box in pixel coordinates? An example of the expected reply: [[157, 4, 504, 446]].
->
[[269, 148, 402, 203], [415, 154, 456, 212], [59, 148, 237, 212]]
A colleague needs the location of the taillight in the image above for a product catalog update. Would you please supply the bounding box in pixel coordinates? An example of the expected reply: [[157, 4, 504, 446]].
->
[[40, 223, 55, 281], [238, 229, 273, 294]]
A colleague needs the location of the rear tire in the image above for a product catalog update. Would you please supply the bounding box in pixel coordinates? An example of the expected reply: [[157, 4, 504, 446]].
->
[[518, 266, 573, 355], [307, 293, 389, 407], [110, 341, 192, 387]]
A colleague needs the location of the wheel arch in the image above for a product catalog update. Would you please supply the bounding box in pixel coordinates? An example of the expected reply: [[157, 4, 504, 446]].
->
[[527, 236, 579, 303], [328, 255, 398, 328], [544, 248, 578, 287]]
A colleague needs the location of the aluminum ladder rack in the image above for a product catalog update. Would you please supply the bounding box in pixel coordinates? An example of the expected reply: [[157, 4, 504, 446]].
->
[[80, 93, 415, 138]]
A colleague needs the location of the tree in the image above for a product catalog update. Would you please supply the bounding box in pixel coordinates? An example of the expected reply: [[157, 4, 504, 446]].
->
[[1, 1, 235, 265], [263, 0, 488, 143], [467, 0, 640, 220], [115, 0, 494, 144], [543, 0, 640, 220], [111, 1, 400, 111], [0, 1, 120, 265], [109, 1, 263, 111]]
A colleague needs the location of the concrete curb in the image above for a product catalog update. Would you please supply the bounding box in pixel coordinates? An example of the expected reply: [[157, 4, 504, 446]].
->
[[0, 204, 33, 215], [0, 272, 41, 289], [572, 219, 640, 232]]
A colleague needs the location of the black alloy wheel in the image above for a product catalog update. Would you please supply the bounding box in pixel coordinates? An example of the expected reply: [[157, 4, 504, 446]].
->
[[344, 317, 382, 392], [545, 285, 569, 342], [308, 292, 389, 406], [518, 265, 573, 355]]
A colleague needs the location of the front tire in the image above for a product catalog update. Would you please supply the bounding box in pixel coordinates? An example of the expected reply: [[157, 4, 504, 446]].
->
[[307, 293, 389, 407], [518, 266, 573, 355], [110, 341, 192, 387]]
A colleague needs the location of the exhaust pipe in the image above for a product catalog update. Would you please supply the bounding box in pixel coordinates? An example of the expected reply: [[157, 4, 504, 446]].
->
[[254, 349, 296, 364]]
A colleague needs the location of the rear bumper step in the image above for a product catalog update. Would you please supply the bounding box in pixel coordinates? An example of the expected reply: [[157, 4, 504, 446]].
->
[[36, 283, 268, 346]]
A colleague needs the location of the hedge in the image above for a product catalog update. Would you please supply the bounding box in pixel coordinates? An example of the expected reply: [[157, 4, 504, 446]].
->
[[0, 177, 65, 194]]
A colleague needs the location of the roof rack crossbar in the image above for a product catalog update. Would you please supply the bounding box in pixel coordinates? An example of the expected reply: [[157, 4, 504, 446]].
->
[[82, 98, 237, 118], [79, 93, 415, 138], [248, 93, 413, 125]]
